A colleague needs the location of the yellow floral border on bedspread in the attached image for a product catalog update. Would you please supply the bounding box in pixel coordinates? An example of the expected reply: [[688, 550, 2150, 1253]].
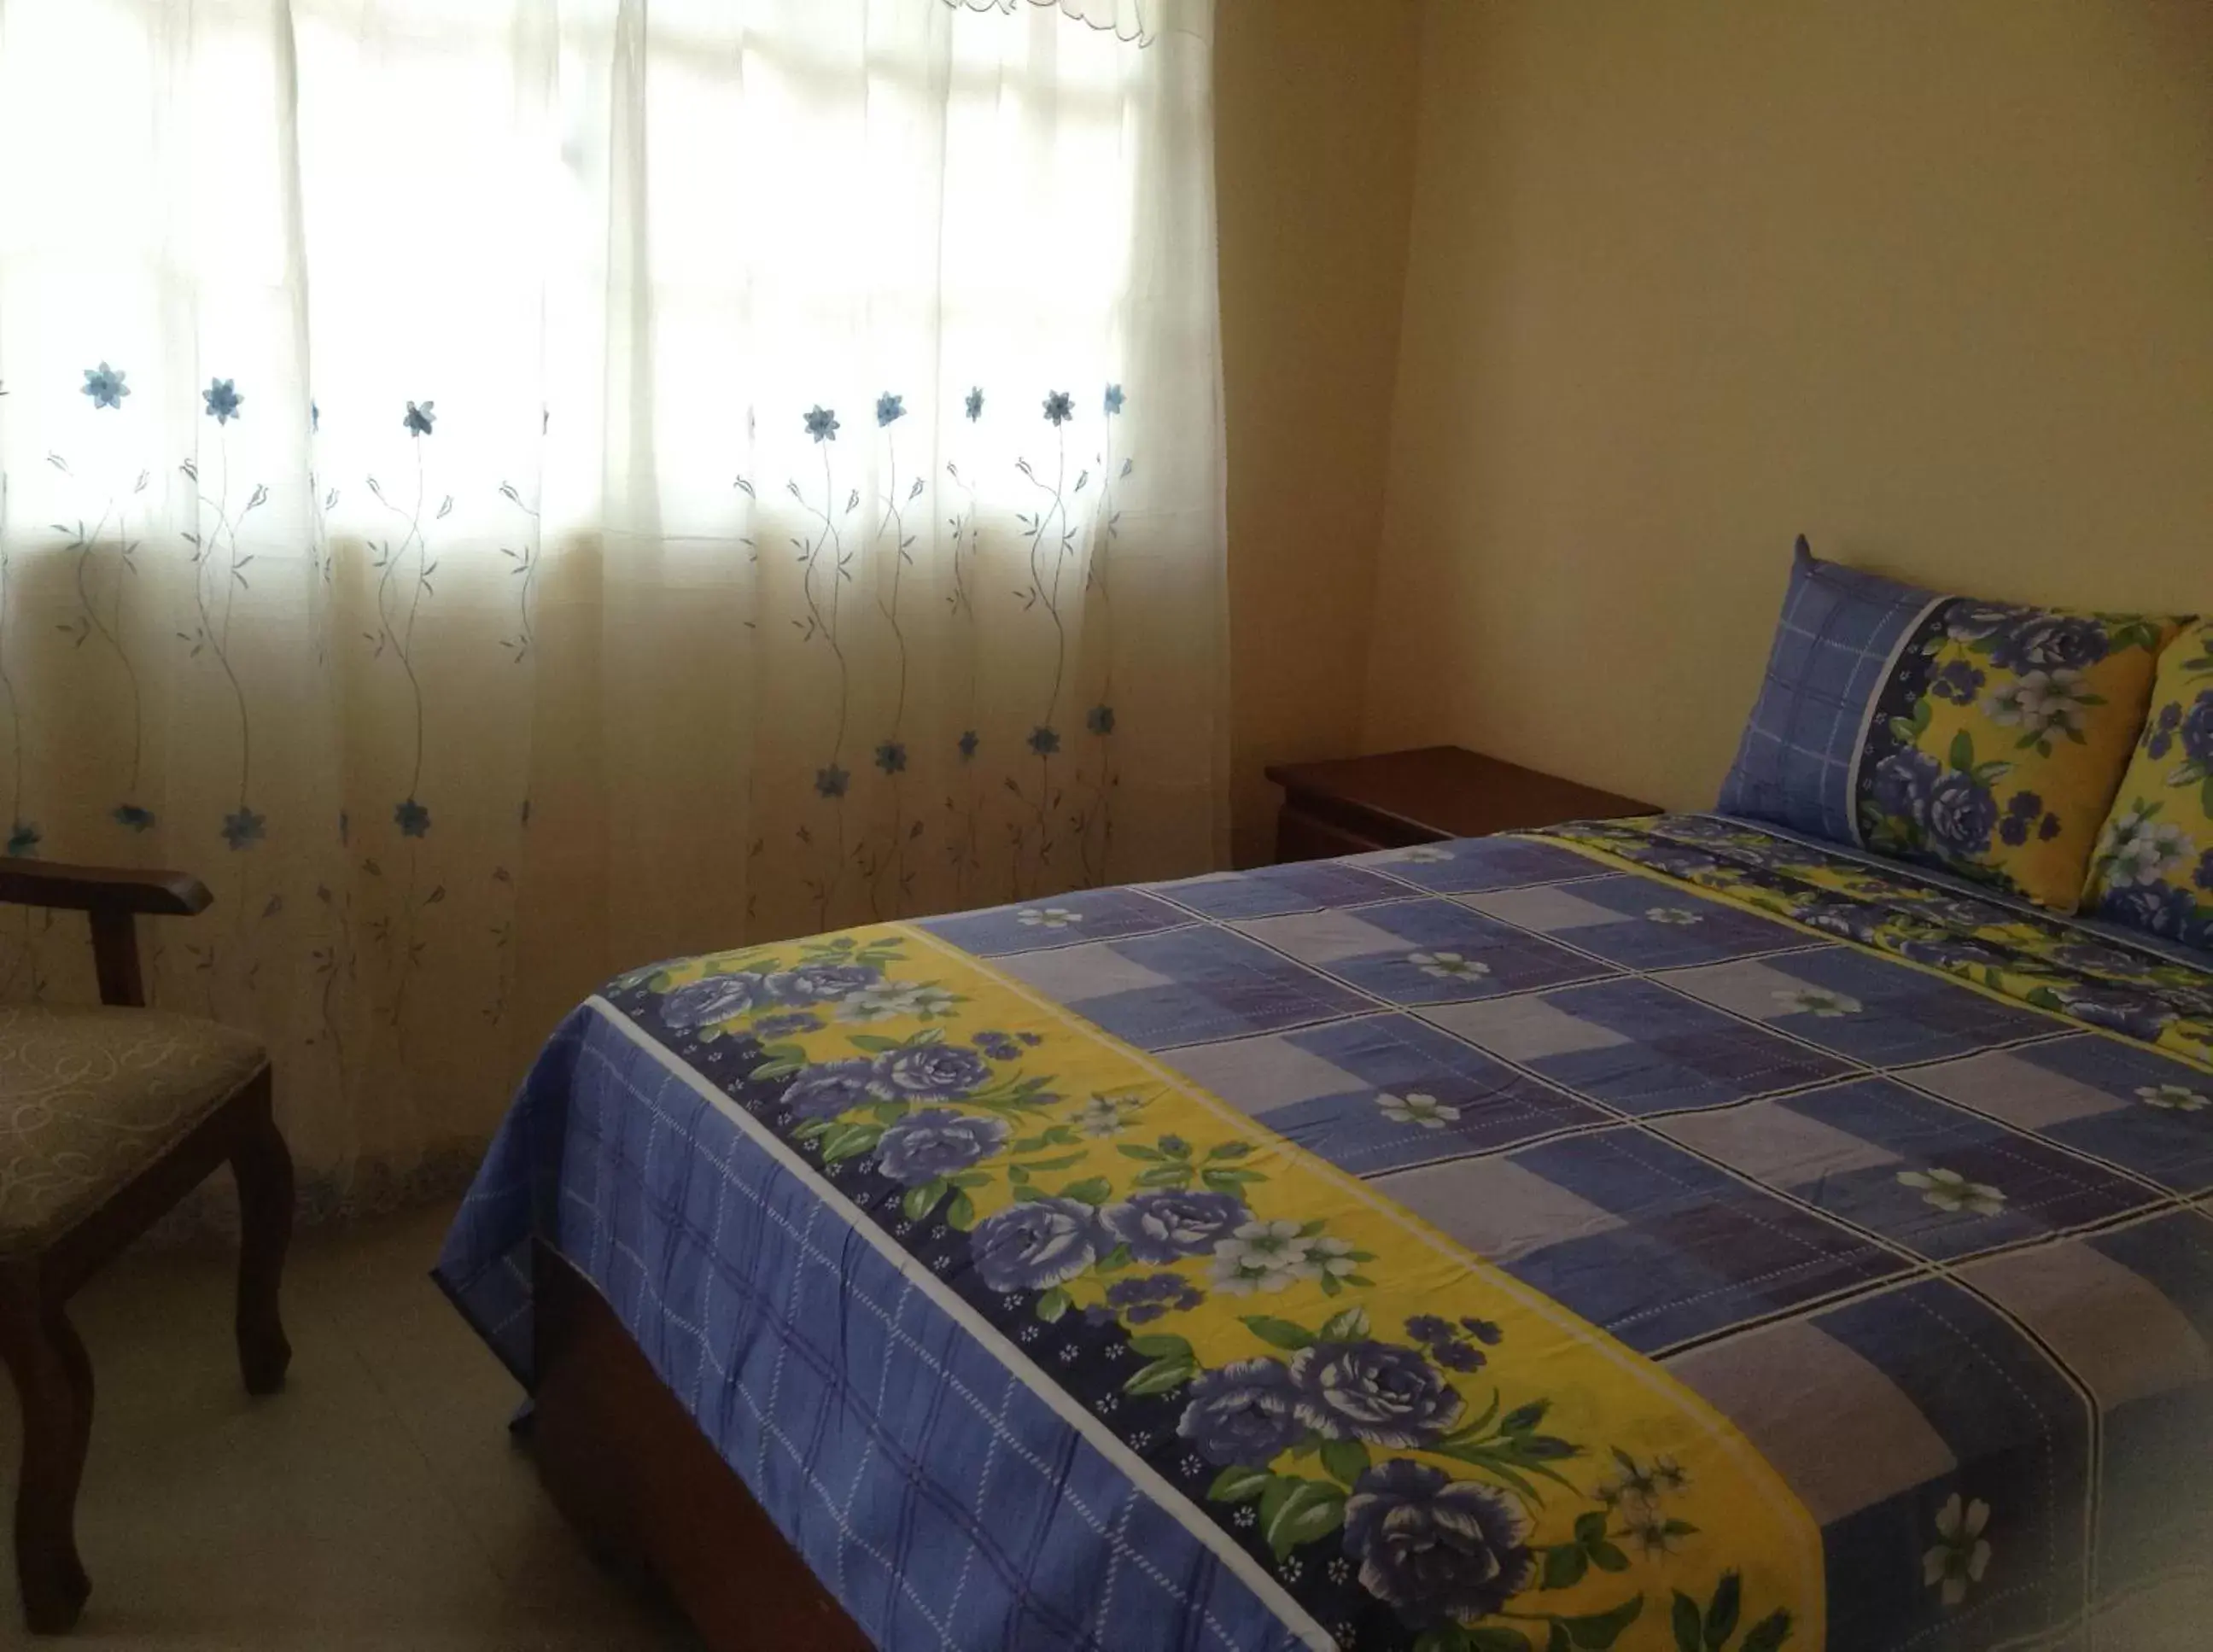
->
[[1531, 818, 2213, 1076], [623, 921, 1824, 1652]]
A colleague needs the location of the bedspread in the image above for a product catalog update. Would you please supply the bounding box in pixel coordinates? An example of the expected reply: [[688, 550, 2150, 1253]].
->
[[438, 815, 2213, 1652]]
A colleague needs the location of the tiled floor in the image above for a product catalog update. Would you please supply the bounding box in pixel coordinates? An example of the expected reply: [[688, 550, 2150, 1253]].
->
[[0, 1203, 698, 1650]]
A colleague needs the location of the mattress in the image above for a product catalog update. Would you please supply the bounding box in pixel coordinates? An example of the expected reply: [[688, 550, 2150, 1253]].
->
[[436, 814, 2213, 1651]]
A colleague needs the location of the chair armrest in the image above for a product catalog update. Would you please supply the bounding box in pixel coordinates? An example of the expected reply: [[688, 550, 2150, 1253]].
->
[[0, 857, 212, 918]]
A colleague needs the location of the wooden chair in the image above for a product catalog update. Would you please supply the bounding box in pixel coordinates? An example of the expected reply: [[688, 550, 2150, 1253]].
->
[[0, 858, 293, 1634]]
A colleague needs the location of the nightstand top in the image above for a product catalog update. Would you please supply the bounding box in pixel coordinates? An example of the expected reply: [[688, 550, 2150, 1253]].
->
[[1264, 745, 1658, 845]]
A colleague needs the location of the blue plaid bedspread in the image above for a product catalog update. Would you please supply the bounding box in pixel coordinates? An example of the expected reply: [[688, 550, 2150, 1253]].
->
[[438, 815, 2213, 1651]]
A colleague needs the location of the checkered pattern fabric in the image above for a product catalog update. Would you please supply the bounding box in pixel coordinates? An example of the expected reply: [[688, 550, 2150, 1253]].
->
[[438, 1011, 1301, 1652], [1717, 536, 1940, 843], [441, 815, 2213, 1652]]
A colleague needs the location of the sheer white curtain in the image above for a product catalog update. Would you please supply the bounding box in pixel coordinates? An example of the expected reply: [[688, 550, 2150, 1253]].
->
[[0, 0, 1226, 1217]]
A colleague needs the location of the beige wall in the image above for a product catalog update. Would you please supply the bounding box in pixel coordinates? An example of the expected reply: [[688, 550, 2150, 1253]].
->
[[1363, 0, 2213, 813], [1216, 0, 1422, 865]]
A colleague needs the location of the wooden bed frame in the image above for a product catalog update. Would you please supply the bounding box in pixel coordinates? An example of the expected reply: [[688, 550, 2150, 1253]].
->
[[530, 1242, 869, 1650]]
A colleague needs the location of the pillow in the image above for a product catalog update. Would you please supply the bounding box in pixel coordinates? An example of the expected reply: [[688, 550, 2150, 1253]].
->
[[1719, 536, 2184, 911], [1717, 542, 1943, 845], [2081, 620, 2213, 949]]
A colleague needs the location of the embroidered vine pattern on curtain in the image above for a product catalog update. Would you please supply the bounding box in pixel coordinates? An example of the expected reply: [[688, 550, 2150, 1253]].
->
[[0, 366, 1134, 1024], [748, 382, 1130, 932], [0, 0, 1225, 1227]]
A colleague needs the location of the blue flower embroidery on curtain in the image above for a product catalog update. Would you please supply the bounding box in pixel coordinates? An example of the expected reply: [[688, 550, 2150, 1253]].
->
[[943, 388, 991, 902], [81, 364, 130, 410], [359, 399, 452, 1046], [1074, 380, 1129, 882], [181, 377, 271, 873], [51, 370, 157, 833], [791, 403, 861, 925], [5, 365, 1144, 1038], [0, 0, 1211, 1237], [861, 388, 925, 917]]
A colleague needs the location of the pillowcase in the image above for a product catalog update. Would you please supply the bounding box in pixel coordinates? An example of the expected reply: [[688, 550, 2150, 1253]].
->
[[1717, 541, 1943, 845], [2080, 619, 2213, 949], [1719, 537, 2184, 911]]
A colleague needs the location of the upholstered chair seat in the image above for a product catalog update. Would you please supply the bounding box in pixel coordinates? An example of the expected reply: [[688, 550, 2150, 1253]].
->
[[0, 1007, 268, 1254], [0, 860, 292, 1635]]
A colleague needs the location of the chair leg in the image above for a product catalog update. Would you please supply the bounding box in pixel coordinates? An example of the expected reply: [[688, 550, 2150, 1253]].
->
[[229, 1072, 294, 1397], [0, 1280, 94, 1634]]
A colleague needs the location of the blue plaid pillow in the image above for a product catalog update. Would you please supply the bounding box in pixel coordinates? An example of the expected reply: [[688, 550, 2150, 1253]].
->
[[1717, 537, 1941, 844]]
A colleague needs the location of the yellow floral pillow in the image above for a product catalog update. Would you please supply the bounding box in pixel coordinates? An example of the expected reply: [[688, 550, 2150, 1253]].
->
[[1856, 604, 2182, 911], [2082, 620, 2213, 949]]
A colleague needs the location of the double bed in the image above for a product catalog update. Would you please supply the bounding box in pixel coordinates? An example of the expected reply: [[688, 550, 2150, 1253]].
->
[[437, 809, 2213, 1651]]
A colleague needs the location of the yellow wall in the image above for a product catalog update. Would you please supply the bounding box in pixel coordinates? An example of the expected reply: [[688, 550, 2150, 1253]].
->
[[1216, 0, 1422, 865], [1363, 0, 2213, 813]]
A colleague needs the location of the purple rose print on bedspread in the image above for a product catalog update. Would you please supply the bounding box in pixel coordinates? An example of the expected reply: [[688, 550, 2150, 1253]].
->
[[1097, 1272, 1205, 1325], [1342, 1461, 1535, 1629], [659, 973, 777, 1030], [750, 1011, 822, 1039], [780, 1059, 887, 1120], [873, 1109, 1009, 1187], [871, 1042, 992, 1099], [1099, 1190, 1248, 1264], [1176, 1357, 1304, 1467], [774, 962, 882, 1002], [969, 1197, 1101, 1293], [1288, 1340, 1464, 1449], [2058, 984, 2185, 1042], [660, 962, 883, 1032], [2094, 885, 2205, 946]]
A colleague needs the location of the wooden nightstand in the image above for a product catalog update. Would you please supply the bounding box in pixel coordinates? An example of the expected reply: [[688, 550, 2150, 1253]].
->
[[1264, 746, 1658, 863]]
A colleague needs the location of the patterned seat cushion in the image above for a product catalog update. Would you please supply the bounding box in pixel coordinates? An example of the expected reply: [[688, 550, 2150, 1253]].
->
[[1718, 536, 2187, 911], [0, 1004, 266, 1252]]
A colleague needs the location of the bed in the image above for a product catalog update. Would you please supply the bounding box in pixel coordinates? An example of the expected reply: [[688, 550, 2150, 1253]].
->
[[436, 813, 2213, 1651]]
